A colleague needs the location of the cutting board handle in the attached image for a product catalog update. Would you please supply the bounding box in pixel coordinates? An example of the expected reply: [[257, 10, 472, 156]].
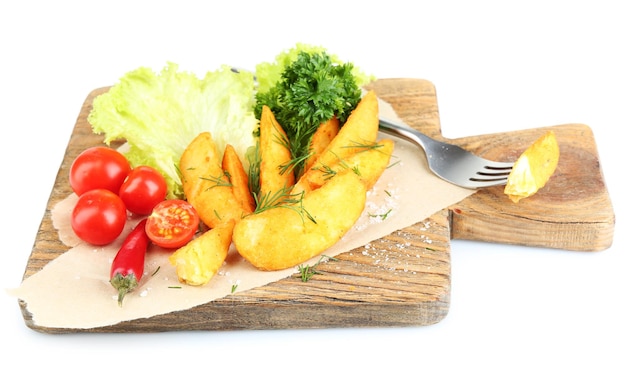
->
[[369, 78, 615, 252]]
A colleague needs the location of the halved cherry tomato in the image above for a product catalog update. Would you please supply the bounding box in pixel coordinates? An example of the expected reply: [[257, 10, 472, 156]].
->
[[71, 189, 127, 245], [70, 147, 131, 196], [146, 200, 200, 249], [119, 166, 167, 215]]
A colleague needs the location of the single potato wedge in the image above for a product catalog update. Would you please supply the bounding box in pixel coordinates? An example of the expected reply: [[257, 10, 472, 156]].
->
[[180, 132, 247, 228], [293, 90, 379, 194], [303, 116, 339, 173], [259, 105, 295, 201], [169, 220, 235, 286], [233, 170, 367, 271], [223, 144, 256, 214], [504, 130, 559, 203]]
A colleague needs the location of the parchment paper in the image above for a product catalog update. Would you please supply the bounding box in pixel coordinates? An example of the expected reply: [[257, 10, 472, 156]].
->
[[9, 95, 475, 329]]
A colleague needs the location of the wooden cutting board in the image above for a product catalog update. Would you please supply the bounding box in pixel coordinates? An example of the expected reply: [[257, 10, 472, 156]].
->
[[19, 78, 615, 333]]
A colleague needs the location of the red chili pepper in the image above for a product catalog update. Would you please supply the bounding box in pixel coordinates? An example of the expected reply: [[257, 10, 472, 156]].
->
[[110, 218, 150, 306]]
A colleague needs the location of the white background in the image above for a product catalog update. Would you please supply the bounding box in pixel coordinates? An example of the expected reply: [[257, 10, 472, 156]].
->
[[1, 1, 624, 380]]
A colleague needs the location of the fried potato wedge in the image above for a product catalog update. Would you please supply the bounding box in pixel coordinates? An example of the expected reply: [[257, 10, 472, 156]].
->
[[303, 116, 339, 173], [180, 132, 246, 228], [169, 220, 235, 286], [504, 130, 559, 203], [259, 105, 295, 201], [233, 170, 367, 271], [293, 90, 379, 194], [223, 144, 256, 214]]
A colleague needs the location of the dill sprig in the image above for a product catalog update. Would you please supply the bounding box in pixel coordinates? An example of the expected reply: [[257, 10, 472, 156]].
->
[[297, 255, 338, 282], [151, 266, 161, 277], [310, 141, 386, 181], [246, 142, 261, 196], [342, 140, 385, 151], [199, 173, 232, 190], [254, 187, 316, 225], [368, 209, 393, 220], [314, 163, 339, 181]]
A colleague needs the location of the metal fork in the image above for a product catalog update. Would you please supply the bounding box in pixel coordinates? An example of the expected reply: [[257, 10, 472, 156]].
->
[[379, 117, 514, 189], [230, 67, 513, 188]]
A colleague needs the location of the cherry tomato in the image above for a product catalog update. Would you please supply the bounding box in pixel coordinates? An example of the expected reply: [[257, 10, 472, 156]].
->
[[69, 147, 131, 196], [119, 166, 168, 215], [71, 189, 127, 245], [146, 200, 200, 249]]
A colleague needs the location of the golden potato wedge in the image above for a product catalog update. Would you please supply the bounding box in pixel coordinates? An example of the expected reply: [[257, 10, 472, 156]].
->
[[169, 220, 235, 286], [233, 170, 367, 271], [504, 130, 559, 203], [303, 116, 339, 173], [293, 90, 379, 194], [222, 143, 256, 214], [180, 132, 246, 228], [259, 105, 295, 201]]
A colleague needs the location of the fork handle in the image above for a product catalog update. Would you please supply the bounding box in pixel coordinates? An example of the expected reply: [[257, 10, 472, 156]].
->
[[378, 116, 438, 151]]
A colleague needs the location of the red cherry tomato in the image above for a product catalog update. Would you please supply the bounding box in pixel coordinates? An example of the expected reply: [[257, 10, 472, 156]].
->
[[146, 200, 200, 249], [71, 189, 127, 245], [119, 166, 168, 215], [69, 147, 131, 196]]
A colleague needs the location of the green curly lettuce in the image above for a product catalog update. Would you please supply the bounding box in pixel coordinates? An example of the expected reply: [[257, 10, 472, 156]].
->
[[88, 62, 258, 199]]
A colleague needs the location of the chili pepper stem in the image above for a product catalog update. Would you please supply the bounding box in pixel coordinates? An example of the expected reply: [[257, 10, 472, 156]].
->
[[110, 272, 139, 307], [109, 218, 149, 307]]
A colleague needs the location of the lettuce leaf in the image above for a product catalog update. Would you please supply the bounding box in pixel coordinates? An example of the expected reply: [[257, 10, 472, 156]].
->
[[88, 62, 258, 199]]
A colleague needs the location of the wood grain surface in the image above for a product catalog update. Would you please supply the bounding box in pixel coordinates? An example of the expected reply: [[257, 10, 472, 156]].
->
[[19, 78, 614, 333], [449, 125, 614, 251]]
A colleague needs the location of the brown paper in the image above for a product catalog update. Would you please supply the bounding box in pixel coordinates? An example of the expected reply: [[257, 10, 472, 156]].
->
[[9, 96, 474, 329]]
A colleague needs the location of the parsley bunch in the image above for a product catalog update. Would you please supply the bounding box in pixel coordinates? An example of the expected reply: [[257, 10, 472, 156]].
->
[[254, 51, 363, 178]]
